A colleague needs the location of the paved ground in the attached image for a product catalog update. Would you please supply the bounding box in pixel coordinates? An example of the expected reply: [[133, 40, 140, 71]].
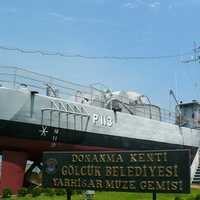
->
[[192, 184, 200, 189]]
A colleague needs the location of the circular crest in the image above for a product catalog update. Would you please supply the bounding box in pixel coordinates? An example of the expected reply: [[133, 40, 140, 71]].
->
[[45, 159, 58, 174]]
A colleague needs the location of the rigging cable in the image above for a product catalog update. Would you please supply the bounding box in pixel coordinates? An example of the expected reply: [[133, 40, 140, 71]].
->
[[0, 45, 194, 60]]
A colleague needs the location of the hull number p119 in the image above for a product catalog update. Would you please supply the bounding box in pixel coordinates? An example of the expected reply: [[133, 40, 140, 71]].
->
[[93, 114, 113, 127]]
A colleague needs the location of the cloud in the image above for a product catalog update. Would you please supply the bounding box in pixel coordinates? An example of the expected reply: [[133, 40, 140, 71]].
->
[[48, 12, 109, 26], [123, 2, 137, 9], [122, 0, 145, 9], [49, 12, 74, 22], [122, 0, 161, 9], [149, 1, 160, 8]]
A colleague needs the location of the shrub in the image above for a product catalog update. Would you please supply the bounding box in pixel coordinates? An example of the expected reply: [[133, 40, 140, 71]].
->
[[44, 188, 55, 196], [31, 187, 42, 197], [75, 190, 83, 195], [70, 190, 75, 195], [196, 194, 200, 200], [174, 197, 183, 200], [18, 187, 28, 197], [2, 187, 12, 198], [186, 196, 195, 200], [55, 188, 66, 196]]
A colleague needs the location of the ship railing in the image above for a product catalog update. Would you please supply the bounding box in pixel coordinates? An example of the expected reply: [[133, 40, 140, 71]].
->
[[0, 66, 196, 127], [160, 108, 176, 124], [126, 104, 177, 124], [41, 99, 90, 131], [0, 65, 106, 105]]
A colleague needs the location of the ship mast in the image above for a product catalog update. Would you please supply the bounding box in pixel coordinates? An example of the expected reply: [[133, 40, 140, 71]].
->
[[182, 42, 200, 63]]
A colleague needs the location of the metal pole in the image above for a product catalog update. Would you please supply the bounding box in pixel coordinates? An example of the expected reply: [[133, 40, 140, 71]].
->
[[139, 95, 152, 119], [13, 68, 17, 88], [67, 190, 71, 200], [152, 192, 157, 200]]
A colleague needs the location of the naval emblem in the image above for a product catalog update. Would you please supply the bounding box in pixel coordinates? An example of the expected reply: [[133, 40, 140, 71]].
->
[[39, 126, 48, 136], [45, 159, 58, 174]]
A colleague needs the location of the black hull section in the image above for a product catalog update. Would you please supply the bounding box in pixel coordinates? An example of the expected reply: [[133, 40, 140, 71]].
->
[[0, 119, 198, 161]]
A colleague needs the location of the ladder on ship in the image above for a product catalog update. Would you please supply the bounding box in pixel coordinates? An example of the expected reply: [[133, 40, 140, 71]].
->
[[192, 150, 200, 185], [193, 167, 200, 184], [41, 100, 90, 131]]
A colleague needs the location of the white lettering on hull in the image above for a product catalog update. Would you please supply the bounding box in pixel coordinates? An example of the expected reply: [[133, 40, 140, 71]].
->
[[93, 114, 113, 127]]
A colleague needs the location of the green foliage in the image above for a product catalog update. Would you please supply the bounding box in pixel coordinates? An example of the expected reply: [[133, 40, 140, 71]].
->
[[55, 188, 66, 196], [44, 188, 55, 196], [75, 190, 83, 195], [174, 196, 183, 200], [196, 194, 200, 200], [1, 188, 200, 200], [2, 187, 12, 198], [31, 187, 42, 197], [17, 187, 28, 197], [186, 196, 195, 200]]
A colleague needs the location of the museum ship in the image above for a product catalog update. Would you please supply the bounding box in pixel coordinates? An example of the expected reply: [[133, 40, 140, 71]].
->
[[0, 66, 200, 193]]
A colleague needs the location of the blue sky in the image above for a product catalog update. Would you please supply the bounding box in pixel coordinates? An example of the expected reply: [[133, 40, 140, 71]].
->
[[0, 0, 200, 109]]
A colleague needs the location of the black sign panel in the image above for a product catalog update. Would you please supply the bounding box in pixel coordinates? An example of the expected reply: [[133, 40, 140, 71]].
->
[[43, 150, 190, 193]]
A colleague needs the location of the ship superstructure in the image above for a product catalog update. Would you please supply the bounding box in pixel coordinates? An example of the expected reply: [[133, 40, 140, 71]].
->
[[0, 66, 200, 193]]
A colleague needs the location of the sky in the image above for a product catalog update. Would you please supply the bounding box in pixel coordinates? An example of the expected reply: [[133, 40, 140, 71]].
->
[[0, 0, 200, 110]]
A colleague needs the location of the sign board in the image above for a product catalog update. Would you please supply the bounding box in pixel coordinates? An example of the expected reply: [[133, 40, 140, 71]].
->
[[43, 150, 190, 193]]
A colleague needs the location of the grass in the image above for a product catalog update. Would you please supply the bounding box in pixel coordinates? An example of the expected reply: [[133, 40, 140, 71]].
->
[[4, 188, 200, 200]]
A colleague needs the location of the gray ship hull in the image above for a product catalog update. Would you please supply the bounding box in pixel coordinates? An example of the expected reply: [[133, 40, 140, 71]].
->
[[0, 87, 199, 161]]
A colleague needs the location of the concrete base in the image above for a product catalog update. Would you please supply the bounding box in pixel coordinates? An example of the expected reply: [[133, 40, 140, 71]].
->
[[0, 151, 27, 194]]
